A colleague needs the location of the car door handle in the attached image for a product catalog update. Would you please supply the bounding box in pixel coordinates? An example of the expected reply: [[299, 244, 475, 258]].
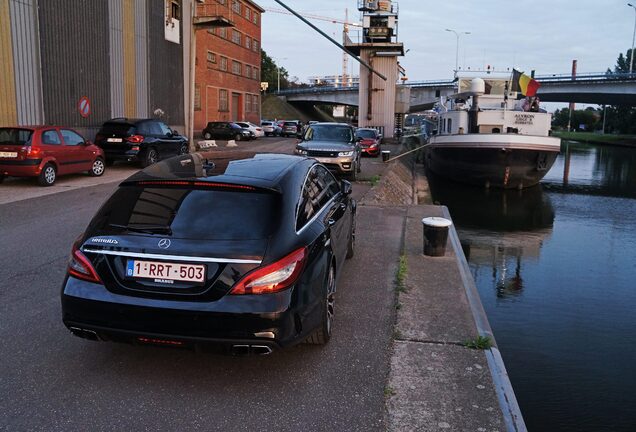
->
[[339, 203, 347, 211], [328, 218, 336, 226]]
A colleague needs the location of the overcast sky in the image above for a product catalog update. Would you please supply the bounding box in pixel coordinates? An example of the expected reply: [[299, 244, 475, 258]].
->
[[259, 0, 634, 82]]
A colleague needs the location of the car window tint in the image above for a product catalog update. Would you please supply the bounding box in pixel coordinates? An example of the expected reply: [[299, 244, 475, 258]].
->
[[60, 129, 84, 146], [158, 122, 171, 136], [148, 122, 163, 135], [99, 122, 136, 136], [315, 165, 340, 201], [137, 122, 152, 135], [306, 125, 353, 142], [41, 130, 62, 145], [0, 128, 33, 145], [93, 186, 280, 240]]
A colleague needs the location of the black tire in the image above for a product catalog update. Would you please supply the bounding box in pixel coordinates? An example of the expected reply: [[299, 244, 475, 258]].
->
[[38, 163, 56, 186], [105, 159, 115, 167], [179, 144, 189, 155], [357, 157, 362, 173], [306, 265, 336, 345], [346, 217, 356, 259], [0, 174, 5, 184], [89, 157, 105, 177], [203, 132, 212, 140], [141, 148, 159, 168], [234, 134, 242, 142]]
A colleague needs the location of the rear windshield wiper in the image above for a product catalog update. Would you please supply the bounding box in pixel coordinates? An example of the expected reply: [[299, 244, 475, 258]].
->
[[109, 223, 172, 235]]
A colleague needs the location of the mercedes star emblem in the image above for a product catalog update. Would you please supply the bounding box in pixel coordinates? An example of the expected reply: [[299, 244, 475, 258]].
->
[[158, 239, 171, 249]]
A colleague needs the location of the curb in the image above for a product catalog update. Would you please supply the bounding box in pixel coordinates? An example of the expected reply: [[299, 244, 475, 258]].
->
[[443, 206, 527, 432]]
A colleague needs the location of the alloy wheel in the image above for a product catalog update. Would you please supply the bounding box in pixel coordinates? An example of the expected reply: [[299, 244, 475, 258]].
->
[[91, 159, 105, 176], [326, 267, 336, 335]]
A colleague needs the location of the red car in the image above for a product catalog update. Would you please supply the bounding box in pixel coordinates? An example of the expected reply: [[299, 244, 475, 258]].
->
[[0, 126, 106, 186], [355, 128, 382, 157]]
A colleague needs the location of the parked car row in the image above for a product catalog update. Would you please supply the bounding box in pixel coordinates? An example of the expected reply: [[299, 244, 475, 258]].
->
[[0, 118, 190, 186]]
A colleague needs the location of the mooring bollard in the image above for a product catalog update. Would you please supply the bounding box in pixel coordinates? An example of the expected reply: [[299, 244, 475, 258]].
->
[[422, 217, 452, 257], [381, 150, 391, 162]]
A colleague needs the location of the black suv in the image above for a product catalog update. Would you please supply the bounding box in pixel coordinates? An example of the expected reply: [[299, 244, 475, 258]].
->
[[202, 122, 253, 141], [95, 118, 189, 167]]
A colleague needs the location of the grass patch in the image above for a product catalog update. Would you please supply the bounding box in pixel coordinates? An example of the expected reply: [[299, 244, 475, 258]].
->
[[393, 329, 403, 340], [396, 255, 407, 293], [370, 174, 381, 187], [464, 336, 493, 350], [384, 386, 396, 397]]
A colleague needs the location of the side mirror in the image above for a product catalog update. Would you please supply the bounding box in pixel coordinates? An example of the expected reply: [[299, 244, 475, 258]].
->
[[341, 179, 352, 196], [355, 136, 363, 142]]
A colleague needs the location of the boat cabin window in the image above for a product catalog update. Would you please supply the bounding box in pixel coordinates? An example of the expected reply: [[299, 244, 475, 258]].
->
[[492, 128, 501, 133], [447, 119, 452, 133]]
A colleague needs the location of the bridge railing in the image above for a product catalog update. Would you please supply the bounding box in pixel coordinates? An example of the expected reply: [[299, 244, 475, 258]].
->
[[274, 72, 636, 95]]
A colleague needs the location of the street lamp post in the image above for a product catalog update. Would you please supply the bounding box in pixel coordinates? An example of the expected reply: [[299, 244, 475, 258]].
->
[[629, 3, 636, 73], [445, 28, 470, 73]]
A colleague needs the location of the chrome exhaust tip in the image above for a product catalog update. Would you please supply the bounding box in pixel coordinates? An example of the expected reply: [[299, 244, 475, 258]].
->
[[69, 327, 100, 341], [230, 344, 273, 356], [251, 345, 273, 356]]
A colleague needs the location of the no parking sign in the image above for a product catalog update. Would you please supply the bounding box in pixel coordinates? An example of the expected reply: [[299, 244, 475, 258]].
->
[[78, 96, 91, 118]]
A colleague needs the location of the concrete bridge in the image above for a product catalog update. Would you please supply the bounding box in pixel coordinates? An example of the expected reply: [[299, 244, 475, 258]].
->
[[277, 72, 636, 111]]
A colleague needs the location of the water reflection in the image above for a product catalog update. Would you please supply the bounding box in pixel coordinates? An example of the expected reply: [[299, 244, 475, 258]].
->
[[544, 141, 636, 198], [428, 173, 555, 300]]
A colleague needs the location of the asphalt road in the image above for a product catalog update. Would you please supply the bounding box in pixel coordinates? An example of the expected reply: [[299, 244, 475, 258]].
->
[[0, 137, 405, 431]]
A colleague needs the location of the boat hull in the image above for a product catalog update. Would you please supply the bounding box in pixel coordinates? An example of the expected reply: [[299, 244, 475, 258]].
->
[[425, 134, 560, 189]]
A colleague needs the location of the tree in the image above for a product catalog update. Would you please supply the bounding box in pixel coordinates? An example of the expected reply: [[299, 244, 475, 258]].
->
[[261, 49, 290, 92], [603, 49, 636, 134]]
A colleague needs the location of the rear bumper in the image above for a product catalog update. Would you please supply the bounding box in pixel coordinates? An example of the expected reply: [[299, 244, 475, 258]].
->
[[0, 159, 43, 177], [61, 276, 309, 349], [102, 149, 141, 161]]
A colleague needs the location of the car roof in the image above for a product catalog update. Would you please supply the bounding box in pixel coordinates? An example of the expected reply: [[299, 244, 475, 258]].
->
[[311, 122, 351, 127], [123, 151, 310, 191]]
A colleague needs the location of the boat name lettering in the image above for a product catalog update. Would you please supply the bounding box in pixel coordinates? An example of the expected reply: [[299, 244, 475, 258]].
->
[[514, 114, 534, 125]]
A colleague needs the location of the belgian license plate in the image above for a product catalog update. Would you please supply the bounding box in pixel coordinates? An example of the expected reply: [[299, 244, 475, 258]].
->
[[0, 151, 18, 158], [126, 260, 206, 283], [107, 138, 123, 143]]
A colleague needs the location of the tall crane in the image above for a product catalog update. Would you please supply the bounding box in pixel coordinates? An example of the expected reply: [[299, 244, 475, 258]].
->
[[264, 7, 362, 87]]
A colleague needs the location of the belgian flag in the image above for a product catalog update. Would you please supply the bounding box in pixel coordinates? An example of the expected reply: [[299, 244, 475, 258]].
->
[[511, 69, 541, 97]]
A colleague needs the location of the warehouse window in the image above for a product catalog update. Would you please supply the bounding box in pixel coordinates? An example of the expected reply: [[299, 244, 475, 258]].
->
[[220, 56, 228, 71], [219, 27, 226, 39], [232, 0, 240, 14], [194, 84, 201, 111], [245, 64, 252, 78], [245, 36, 251, 49], [245, 94, 251, 113], [207, 51, 216, 64], [232, 60, 242, 75], [232, 29, 241, 45], [169, 0, 181, 20], [253, 12, 259, 25], [245, 8, 250, 20], [219, 89, 228, 111], [252, 39, 259, 52], [252, 67, 259, 80]]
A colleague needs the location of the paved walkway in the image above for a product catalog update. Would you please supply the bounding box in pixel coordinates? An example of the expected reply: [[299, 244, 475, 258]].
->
[[386, 205, 525, 432]]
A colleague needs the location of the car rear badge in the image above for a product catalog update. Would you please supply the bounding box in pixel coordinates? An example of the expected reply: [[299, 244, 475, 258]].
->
[[91, 238, 118, 245], [158, 239, 171, 249]]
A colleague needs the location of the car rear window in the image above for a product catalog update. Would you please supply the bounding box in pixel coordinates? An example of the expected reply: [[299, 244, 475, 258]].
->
[[284, 122, 297, 127], [90, 185, 280, 240], [261, 122, 272, 126], [98, 122, 136, 136], [0, 128, 33, 145]]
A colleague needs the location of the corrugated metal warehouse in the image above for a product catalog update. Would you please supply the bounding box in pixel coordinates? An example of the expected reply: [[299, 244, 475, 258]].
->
[[0, 0, 187, 139]]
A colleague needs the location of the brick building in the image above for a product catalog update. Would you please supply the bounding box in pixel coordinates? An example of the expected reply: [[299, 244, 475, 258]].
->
[[194, 0, 264, 133]]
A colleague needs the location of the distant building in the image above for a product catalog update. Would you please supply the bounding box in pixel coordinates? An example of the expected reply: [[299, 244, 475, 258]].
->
[[0, 0, 195, 139], [308, 75, 360, 87], [194, 0, 264, 133]]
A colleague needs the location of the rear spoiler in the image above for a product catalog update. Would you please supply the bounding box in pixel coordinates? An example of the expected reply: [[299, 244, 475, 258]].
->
[[120, 179, 282, 194]]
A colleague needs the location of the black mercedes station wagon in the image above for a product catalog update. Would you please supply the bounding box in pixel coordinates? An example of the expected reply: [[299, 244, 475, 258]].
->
[[61, 151, 356, 354]]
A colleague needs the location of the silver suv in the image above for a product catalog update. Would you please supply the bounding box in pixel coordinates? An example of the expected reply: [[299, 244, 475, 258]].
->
[[294, 123, 362, 180]]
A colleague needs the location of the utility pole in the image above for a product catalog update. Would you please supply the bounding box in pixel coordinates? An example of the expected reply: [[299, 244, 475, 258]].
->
[[445, 29, 470, 73], [629, 3, 636, 73]]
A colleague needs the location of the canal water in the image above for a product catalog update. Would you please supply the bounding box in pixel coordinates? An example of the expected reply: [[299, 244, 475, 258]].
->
[[428, 141, 636, 432]]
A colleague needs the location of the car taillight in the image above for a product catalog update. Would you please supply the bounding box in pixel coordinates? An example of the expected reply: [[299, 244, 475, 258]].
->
[[68, 240, 102, 284], [126, 135, 144, 144], [230, 247, 307, 295], [256, 128, 262, 131], [24, 146, 41, 157]]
